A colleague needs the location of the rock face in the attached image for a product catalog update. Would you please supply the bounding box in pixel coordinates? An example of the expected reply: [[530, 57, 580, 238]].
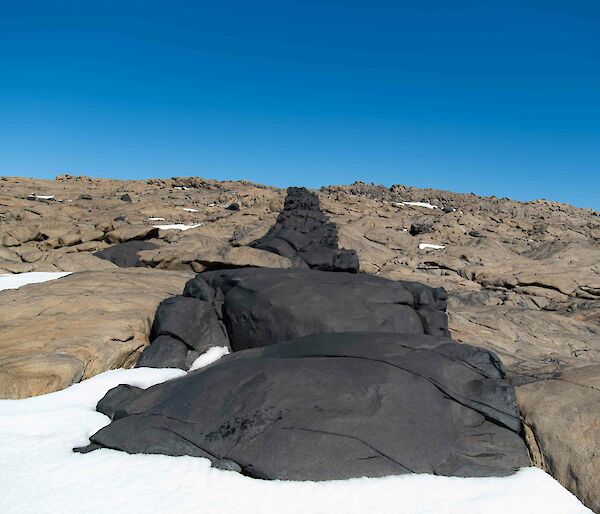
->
[[83, 187, 529, 484], [251, 187, 359, 272], [0, 269, 191, 398], [2, 175, 598, 507], [206, 268, 448, 349], [516, 365, 600, 513], [138, 267, 448, 367], [94, 240, 160, 267], [78, 332, 529, 480]]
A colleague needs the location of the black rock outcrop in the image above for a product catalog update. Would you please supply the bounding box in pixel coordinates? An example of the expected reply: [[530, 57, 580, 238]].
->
[[77, 186, 530, 482], [198, 268, 449, 350], [77, 332, 529, 479], [94, 240, 159, 267], [251, 187, 359, 272]]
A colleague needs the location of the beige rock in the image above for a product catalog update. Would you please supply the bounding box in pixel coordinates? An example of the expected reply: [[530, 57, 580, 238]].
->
[[105, 225, 159, 244], [0, 268, 191, 398], [517, 365, 600, 513], [0, 247, 21, 262], [139, 234, 292, 271], [0, 260, 34, 273], [516, 272, 580, 296], [18, 247, 45, 263], [52, 252, 119, 271], [449, 304, 600, 380]]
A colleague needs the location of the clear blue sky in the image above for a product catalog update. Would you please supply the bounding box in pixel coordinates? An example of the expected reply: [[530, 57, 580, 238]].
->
[[1, 1, 599, 208]]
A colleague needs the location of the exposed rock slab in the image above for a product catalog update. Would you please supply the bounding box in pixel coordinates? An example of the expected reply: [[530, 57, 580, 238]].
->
[[251, 187, 359, 272], [94, 240, 161, 267], [0, 268, 191, 398], [137, 234, 292, 272], [200, 268, 449, 351], [79, 332, 530, 480], [517, 365, 600, 513]]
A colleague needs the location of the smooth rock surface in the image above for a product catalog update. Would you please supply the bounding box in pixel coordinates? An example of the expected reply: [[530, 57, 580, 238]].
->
[[94, 240, 161, 267], [80, 332, 530, 480], [516, 365, 600, 513], [199, 267, 449, 351], [0, 268, 191, 398]]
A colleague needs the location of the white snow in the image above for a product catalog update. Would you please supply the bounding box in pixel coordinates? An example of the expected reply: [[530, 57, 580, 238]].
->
[[182, 207, 199, 213], [0, 358, 591, 514], [189, 346, 230, 371], [147, 217, 166, 221], [395, 201, 439, 209], [419, 243, 446, 250], [153, 223, 202, 231], [28, 194, 55, 200], [0, 272, 72, 292]]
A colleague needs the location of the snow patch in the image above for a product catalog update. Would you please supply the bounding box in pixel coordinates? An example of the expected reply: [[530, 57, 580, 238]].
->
[[395, 201, 439, 209], [28, 194, 55, 200], [188, 346, 230, 371], [153, 223, 202, 231], [182, 208, 199, 213], [147, 217, 165, 221], [0, 272, 72, 292], [419, 243, 446, 250]]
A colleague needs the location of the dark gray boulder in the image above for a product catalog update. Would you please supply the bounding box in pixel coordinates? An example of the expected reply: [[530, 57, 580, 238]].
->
[[150, 296, 229, 353], [94, 240, 159, 267], [199, 268, 449, 351], [96, 383, 143, 420], [77, 332, 529, 480], [135, 336, 189, 369], [410, 223, 434, 236]]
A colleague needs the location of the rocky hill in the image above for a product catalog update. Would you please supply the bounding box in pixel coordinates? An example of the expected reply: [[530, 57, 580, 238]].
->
[[1, 174, 599, 511]]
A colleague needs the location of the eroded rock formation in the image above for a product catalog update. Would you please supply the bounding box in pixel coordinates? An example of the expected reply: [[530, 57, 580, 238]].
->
[[79, 187, 530, 483]]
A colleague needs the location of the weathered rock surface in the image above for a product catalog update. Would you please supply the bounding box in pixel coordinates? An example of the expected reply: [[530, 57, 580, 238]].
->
[[94, 240, 161, 267], [78, 332, 530, 480], [138, 236, 292, 272], [251, 187, 359, 272], [2, 175, 599, 507], [0, 268, 191, 398], [102, 188, 529, 483], [516, 365, 600, 513], [138, 257, 448, 366], [200, 267, 449, 351]]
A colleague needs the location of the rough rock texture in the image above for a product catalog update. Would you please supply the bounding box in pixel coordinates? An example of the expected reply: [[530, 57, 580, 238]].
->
[[78, 332, 530, 480], [0, 268, 191, 398], [516, 365, 600, 513], [251, 187, 359, 272], [0, 174, 284, 274], [316, 183, 600, 384], [91, 187, 529, 482], [2, 175, 599, 507], [138, 237, 293, 272]]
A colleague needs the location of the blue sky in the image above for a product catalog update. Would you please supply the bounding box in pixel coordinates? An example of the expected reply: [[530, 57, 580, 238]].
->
[[1, 1, 599, 208]]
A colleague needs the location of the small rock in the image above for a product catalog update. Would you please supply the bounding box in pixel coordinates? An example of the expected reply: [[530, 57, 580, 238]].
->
[[410, 223, 434, 236]]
